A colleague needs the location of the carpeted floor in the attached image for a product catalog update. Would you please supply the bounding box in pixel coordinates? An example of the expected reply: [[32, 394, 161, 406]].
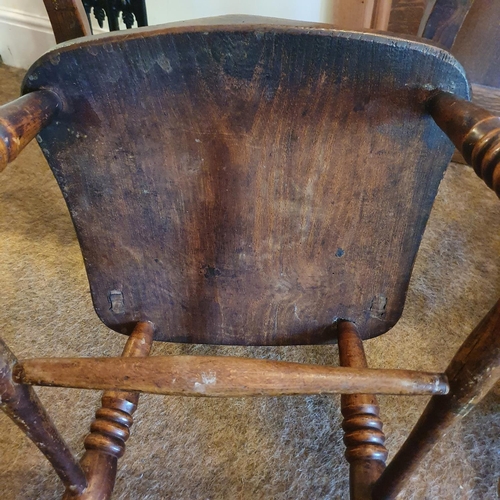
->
[[0, 62, 499, 499]]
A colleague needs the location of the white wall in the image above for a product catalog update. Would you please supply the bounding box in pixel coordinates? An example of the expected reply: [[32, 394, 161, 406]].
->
[[0, 0, 54, 69], [0, 0, 334, 69], [146, 0, 334, 25]]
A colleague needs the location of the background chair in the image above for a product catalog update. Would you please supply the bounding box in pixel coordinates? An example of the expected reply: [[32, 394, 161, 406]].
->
[[0, 2, 499, 499]]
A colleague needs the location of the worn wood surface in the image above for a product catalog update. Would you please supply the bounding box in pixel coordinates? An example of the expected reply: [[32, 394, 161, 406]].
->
[[388, 0, 425, 34], [452, 84, 500, 164], [43, 0, 91, 43], [0, 337, 87, 494], [64, 322, 154, 500], [372, 298, 500, 499], [21, 16, 469, 344], [429, 91, 500, 197], [15, 355, 449, 396], [418, 0, 474, 49], [0, 91, 60, 171], [338, 322, 387, 500], [452, 0, 500, 87]]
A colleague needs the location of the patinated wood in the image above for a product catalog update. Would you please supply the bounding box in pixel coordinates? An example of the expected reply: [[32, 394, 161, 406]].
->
[[418, 0, 474, 49], [15, 355, 448, 396], [0, 91, 60, 171], [0, 337, 87, 494], [0, 12, 498, 500], [429, 91, 500, 197], [43, 0, 91, 43], [63, 321, 154, 500], [372, 298, 500, 499], [388, 0, 425, 34], [452, 84, 500, 164], [22, 16, 469, 344], [338, 322, 387, 500]]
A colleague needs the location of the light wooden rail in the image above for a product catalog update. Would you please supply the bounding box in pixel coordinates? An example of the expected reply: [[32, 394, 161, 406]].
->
[[14, 355, 448, 397]]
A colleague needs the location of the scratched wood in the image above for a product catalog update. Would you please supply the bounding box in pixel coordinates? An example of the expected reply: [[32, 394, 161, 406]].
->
[[22, 16, 469, 344], [0, 91, 60, 171], [43, 0, 92, 43], [0, 337, 87, 494], [15, 356, 449, 396]]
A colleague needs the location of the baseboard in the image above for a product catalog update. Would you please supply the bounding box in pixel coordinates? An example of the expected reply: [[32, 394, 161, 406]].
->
[[0, 7, 56, 69], [0, 6, 106, 70]]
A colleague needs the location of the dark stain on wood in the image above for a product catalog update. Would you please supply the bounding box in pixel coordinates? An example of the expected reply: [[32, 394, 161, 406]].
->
[[0, 337, 87, 493], [22, 16, 469, 344], [388, 0, 426, 35], [429, 90, 500, 198]]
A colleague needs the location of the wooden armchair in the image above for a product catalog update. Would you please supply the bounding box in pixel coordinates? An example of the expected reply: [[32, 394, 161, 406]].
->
[[1, 6, 499, 500]]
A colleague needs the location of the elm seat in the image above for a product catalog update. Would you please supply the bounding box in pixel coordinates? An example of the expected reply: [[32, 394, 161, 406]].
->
[[23, 18, 468, 345], [0, 5, 499, 500]]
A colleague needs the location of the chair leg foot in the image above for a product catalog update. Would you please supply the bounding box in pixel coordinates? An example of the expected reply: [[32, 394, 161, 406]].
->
[[372, 299, 500, 500], [63, 322, 154, 500], [338, 321, 388, 500], [0, 336, 87, 494]]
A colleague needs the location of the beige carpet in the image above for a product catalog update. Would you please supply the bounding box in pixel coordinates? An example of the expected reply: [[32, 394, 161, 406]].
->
[[0, 63, 499, 500]]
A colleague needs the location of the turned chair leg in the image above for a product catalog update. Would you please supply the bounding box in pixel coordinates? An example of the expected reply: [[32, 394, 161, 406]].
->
[[372, 299, 500, 499], [338, 322, 388, 500], [63, 321, 154, 500], [0, 337, 87, 494]]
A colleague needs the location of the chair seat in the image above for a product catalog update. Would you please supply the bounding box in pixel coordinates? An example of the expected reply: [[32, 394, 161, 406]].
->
[[23, 16, 469, 344]]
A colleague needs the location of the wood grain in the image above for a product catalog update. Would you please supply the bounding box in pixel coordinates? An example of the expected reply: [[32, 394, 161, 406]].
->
[[418, 0, 474, 49], [0, 337, 87, 494], [451, 84, 500, 164], [429, 91, 500, 197], [373, 298, 500, 499], [0, 91, 60, 171], [63, 321, 154, 500], [388, 0, 425, 35], [338, 322, 387, 500], [21, 16, 469, 344], [15, 355, 449, 396], [43, 0, 91, 43]]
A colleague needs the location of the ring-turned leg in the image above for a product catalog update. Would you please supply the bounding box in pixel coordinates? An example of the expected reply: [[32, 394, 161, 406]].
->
[[338, 321, 388, 500], [0, 337, 87, 494], [372, 299, 500, 499], [63, 321, 154, 500]]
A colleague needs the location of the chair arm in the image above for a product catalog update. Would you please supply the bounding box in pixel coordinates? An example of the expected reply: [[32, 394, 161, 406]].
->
[[429, 91, 500, 197], [0, 90, 61, 172]]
